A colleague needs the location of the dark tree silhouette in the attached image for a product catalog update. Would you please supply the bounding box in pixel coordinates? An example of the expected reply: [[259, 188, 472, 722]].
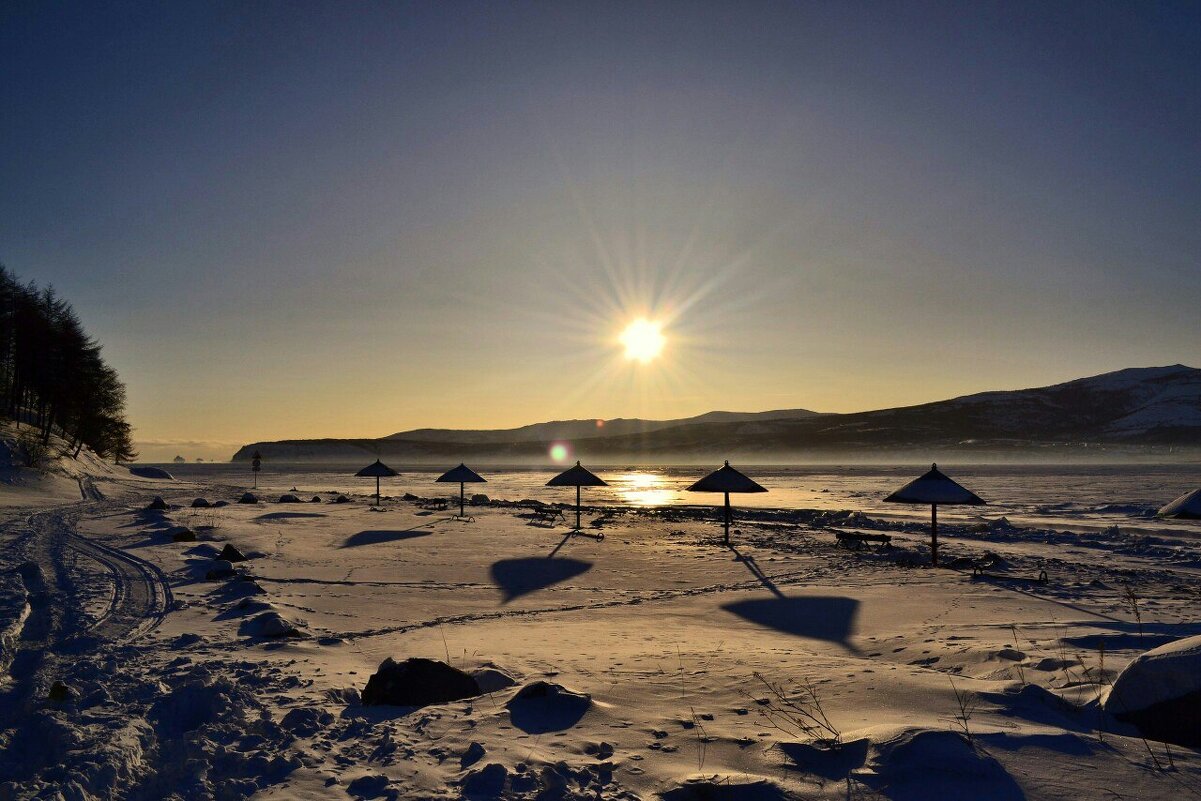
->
[[0, 264, 136, 461]]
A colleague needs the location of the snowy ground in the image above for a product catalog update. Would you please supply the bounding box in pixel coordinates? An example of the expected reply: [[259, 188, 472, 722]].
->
[[3, 467, 1201, 800]]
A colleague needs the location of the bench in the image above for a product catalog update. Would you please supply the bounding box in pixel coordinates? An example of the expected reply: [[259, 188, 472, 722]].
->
[[528, 506, 566, 526], [972, 566, 1049, 585], [834, 531, 892, 551]]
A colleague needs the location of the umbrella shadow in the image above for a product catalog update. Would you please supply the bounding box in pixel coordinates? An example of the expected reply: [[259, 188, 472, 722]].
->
[[490, 557, 592, 603], [728, 545, 785, 599], [342, 527, 433, 547], [723, 595, 860, 652]]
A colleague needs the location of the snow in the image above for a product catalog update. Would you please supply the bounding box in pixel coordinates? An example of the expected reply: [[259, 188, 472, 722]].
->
[[2, 461, 1201, 799], [1104, 634, 1201, 715]]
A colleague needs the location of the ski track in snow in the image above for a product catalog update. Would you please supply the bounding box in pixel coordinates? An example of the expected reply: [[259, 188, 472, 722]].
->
[[0, 504, 172, 714]]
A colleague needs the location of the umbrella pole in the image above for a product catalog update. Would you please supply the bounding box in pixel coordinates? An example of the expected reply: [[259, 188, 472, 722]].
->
[[931, 503, 938, 567], [724, 491, 730, 546], [576, 485, 581, 530], [376, 476, 380, 507], [460, 482, 465, 517]]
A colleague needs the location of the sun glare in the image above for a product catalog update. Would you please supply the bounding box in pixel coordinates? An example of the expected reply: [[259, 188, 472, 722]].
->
[[620, 319, 666, 363]]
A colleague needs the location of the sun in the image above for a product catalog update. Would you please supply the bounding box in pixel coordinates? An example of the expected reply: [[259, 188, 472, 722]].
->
[[620, 319, 666, 363]]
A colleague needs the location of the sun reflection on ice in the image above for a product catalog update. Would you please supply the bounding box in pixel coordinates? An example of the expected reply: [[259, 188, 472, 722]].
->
[[616, 471, 673, 507]]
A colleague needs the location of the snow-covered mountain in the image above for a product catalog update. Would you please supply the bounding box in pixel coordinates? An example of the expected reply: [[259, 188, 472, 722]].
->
[[230, 365, 1201, 462]]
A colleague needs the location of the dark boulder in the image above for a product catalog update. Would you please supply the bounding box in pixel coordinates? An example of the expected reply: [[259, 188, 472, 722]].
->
[[217, 544, 248, 563], [360, 657, 481, 707], [279, 494, 302, 503], [147, 496, 169, 510], [334, 495, 351, 504], [191, 498, 211, 508], [238, 492, 259, 504], [171, 527, 196, 542], [310, 496, 323, 503]]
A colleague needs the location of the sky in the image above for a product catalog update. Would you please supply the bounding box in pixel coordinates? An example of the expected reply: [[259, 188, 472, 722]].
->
[[2, 1, 1199, 461]]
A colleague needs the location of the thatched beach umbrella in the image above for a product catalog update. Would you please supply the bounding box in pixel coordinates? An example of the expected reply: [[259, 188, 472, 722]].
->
[[546, 461, 608, 530], [355, 459, 398, 507], [436, 463, 487, 517], [884, 463, 985, 567], [1158, 488, 1201, 519], [687, 461, 767, 546]]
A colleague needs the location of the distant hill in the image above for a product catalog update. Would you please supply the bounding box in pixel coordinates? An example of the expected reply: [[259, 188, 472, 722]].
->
[[385, 408, 823, 444], [231, 365, 1201, 463]]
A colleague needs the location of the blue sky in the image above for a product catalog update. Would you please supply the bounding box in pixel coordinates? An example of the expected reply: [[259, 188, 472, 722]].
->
[[2, 2, 1198, 459]]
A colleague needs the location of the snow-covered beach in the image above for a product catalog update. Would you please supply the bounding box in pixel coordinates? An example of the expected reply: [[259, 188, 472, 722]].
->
[[3, 462, 1201, 799]]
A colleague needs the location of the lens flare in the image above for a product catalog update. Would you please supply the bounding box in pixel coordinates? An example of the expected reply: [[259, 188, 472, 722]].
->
[[549, 442, 570, 463]]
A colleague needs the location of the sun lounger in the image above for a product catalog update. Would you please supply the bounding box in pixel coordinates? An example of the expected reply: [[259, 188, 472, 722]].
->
[[528, 506, 566, 526], [834, 530, 892, 550]]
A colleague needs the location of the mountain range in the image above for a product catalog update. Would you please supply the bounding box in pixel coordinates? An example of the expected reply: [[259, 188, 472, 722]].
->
[[231, 365, 1201, 463]]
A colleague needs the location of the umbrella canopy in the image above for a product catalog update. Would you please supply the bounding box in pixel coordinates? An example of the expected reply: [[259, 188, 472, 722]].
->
[[1158, 488, 1201, 519], [687, 461, 767, 545], [884, 463, 985, 566], [436, 463, 487, 517], [688, 461, 768, 494], [437, 463, 486, 484], [546, 461, 608, 529], [355, 459, 398, 506], [355, 460, 399, 478], [884, 464, 985, 506]]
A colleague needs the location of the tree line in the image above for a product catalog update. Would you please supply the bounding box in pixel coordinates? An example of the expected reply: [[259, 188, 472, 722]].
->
[[0, 264, 136, 462]]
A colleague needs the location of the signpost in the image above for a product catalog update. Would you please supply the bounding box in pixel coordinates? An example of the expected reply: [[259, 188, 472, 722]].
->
[[251, 450, 262, 489]]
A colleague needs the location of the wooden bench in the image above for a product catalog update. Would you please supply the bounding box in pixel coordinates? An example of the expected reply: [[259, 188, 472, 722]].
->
[[972, 566, 1049, 585], [834, 531, 892, 551], [528, 506, 566, 526]]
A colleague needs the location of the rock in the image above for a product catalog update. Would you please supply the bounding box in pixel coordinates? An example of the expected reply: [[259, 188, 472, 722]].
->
[[278, 494, 302, 504], [173, 633, 202, 647], [346, 774, 394, 799], [217, 544, 248, 563], [461, 763, 507, 797], [310, 496, 323, 503], [360, 657, 481, 707], [171, 527, 196, 542], [461, 741, 486, 769], [238, 492, 259, 504], [48, 681, 76, 702], [191, 498, 211, 508], [334, 495, 351, 504], [130, 466, 174, 480], [1104, 634, 1201, 747], [470, 493, 489, 505], [205, 559, 236, 580], [147, 496, 169, 510]]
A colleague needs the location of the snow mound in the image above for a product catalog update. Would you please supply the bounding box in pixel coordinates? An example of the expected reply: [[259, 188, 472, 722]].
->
[[848, 726, 1023, 800], [473, 665, 518, 693], [505, 681, 592, 734], [660, 776, 790, 800], [1158, 488, 1201, 519], [239, 611, 307, 639], [1104, 634, 1201, 746], [129, 466, 174, 479]]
